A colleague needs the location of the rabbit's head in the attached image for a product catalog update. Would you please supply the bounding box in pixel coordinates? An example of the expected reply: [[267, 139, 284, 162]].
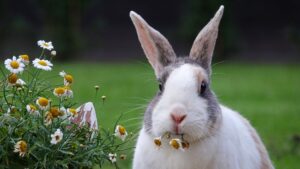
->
[[130, 6, 224, 143]]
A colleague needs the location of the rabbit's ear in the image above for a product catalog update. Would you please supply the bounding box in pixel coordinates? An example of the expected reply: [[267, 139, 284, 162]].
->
[[130, 11, 176, 77], [189, 5, 224, 75]]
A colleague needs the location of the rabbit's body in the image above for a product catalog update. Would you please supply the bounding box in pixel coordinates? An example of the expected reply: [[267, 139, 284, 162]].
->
[[130, 5, 274, 169], [134, 105, 266, 169]]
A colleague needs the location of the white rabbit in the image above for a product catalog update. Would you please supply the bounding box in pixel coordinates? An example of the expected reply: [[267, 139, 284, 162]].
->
[[130, 5, 274, 169]]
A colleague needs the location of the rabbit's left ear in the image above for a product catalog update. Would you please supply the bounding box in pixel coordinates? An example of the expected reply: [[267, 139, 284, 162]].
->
[[130, 11, 176, 77], [189, 5, 224, 75]]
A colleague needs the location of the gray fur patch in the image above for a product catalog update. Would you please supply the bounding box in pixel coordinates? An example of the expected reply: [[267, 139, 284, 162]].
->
[[151, 32, 176, 66], [144, 93, 161, 133], [203, 89, 222, 134]]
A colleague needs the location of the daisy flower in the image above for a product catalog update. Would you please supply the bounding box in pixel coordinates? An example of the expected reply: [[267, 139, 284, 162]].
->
[[114, 125, 127, 141], [32, 58, 53, 71], [19, 55, 30, 64], [7, 74, 26, 87], [67, 108, 78, 117], [4, 56, 25, 74], [108, 153, 117, 163], [26, 104, 39, 116], [50, 129, 63, 145], [181, 140, 190, 149], [120, 154, 127, 160], [45, 107, 67, 124], [51, 50, 57, 56], [169, 138, 184, 151], [14, 140, 27, 157], [46, 107, 65, 118], [101, 95, 106, 102], [153, 137, 162, 148], [58, 107, 67, 119], [59, 71, 73, 86], [53, 87, 66, 97], [7, 73, 18, 85], [94, 85, 100, 91], [36, 97, 50, 110], [37, 40, 54, 50]]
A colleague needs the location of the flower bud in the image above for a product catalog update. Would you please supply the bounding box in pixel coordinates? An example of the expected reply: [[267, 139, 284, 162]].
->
[[51, 50, 57, 56]]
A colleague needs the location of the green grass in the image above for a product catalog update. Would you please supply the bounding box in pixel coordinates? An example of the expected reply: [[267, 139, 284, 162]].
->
[[50, 62, 300, 168]]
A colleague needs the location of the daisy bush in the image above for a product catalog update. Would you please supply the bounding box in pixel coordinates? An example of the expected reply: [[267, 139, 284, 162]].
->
[[0, 41, 130, 169]]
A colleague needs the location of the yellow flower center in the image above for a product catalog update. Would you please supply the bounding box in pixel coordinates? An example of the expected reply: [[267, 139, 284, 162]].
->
[[19, 141, 27, 153], [154, 138, 162, 147], [68, 108, 77, 116], [120, 154, 126, 160], [38, 60, 48, 66], [43, 43, 49, 47], [65, 74, 73, 84], [8, 74, 18, 84], [54, 87, 66, 95], [20, 55, 29, 61], [29, 104, 37, 111], [118, 125, 126, 135], [49, 107, 62, 118], [182, 141, 190, 149], [169, 139, 180, 149], [10, 61, 20, 69], [38, 97, 49, 107]]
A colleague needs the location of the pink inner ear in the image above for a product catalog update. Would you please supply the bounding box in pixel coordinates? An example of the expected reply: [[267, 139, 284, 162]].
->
[[131, 11, 176, 77], [135, 21, 158, 68]]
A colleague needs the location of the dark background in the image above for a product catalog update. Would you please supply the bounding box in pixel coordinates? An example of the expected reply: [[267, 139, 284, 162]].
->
[[0, 0, 299, 63]]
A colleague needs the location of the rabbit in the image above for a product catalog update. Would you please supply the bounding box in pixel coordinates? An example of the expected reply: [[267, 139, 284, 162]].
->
[[129, 5, 274, 169]]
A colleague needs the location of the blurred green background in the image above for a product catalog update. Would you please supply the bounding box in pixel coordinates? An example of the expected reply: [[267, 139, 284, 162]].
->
[[1, 0, 300, 168]]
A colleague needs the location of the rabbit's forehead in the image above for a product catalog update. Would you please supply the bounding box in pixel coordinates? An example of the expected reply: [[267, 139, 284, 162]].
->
[[166, 64, 208, 87]]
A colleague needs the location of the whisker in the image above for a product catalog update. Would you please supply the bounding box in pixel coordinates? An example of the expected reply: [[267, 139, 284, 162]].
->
[[126, 97, 153, 102], [212, 60, 225, 67], [121, 105, 147, 116], [121, 117, 143, 123], [131, 128, 143, 135], [126, 123, 142, 129]]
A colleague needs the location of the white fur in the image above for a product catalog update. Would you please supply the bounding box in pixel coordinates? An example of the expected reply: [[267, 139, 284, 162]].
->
[[133, 106, 261, 169], [133, 64, 263, 169]]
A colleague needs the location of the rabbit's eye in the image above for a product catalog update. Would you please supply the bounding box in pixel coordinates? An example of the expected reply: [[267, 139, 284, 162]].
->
[[158, 83, 163, 92], [200, 81, 207, 95]]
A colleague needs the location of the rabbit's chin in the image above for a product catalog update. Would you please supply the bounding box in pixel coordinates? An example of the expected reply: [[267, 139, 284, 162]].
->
[[182, 127, 215, 143], [181, 133, 208, 143]]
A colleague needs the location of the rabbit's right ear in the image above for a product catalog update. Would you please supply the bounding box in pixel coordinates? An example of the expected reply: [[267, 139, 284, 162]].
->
[[189, 5, 224, 75], [130, 11, 176, 77]]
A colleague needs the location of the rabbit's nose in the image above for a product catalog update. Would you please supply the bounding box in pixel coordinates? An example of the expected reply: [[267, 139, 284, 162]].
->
[[171, 113, 187, 124]]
